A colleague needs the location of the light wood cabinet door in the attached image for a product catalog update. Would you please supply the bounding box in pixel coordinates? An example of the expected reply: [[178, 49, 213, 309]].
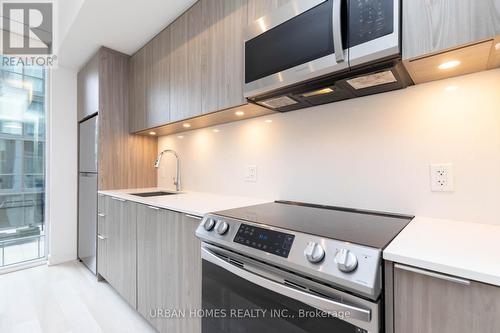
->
[[98, 48, 157, 190], [146, 28, 171, 128], [394, 264, 500, 333], [106, 197, 137, 308], [201, 0, 247, 114], [169, 1, 203, 122], [403, 0, 500, 60], [97, 194, 109, 280], [77, 53, 99, 121], [178, 214, 202, 333], [137, 205, 181, 332], [129, 47, 147, 132], [137, 206, 202, 333]]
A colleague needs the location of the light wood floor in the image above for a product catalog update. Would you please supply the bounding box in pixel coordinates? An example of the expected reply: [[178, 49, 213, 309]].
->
[[0, 261, 156, 333]]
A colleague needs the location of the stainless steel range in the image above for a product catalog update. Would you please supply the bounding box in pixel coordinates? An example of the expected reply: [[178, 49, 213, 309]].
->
[[196, 201, 412, 333]]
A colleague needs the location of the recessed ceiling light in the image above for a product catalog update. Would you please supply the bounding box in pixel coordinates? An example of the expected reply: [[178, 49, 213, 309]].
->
[[235, 111, 245, 116], [183, 123, 191, 128], [149, 131, 156, 136], [213, 129, 220, 133], [177, 135, 184, 139], [495, 42, 500, 51], [264, 119, 272, 123], [438, 60, 461, 70], [445, 85, 459, 92]]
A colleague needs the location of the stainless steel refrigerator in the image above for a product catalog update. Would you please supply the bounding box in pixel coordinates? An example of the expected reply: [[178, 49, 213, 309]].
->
[[78, 115, 98, 274]]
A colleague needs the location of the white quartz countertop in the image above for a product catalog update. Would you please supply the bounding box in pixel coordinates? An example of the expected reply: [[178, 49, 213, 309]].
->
[[98, 187, 271, 217], [98, 189, 500, 286], [384, 217, 500, 287]]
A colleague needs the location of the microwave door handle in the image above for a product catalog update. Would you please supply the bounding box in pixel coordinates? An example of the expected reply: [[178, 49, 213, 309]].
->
[[201, 247, 371, 323], [333, 0, 345, 63]]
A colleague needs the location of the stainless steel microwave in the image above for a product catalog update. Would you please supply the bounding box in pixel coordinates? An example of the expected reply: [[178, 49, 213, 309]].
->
[[244, 0, 411, 111]]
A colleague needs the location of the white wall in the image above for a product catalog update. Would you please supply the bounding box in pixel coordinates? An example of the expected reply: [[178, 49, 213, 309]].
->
[[56, 0, 86, 51], [159, 69, 500, 225], [48, 66, 78, 265]]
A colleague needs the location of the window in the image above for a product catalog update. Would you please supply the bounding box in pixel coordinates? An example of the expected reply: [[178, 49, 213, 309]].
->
[[0, 59, 47, 267]]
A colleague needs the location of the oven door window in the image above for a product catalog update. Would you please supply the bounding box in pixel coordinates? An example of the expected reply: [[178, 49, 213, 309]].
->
[[202, 260, 363, 333], [245, 0, 336, 84]]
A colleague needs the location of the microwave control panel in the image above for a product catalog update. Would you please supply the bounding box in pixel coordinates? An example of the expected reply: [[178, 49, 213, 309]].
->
[[349, 0, 394, 47]]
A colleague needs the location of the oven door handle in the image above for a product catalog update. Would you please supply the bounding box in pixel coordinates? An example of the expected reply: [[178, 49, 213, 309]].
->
[[201, 247, 371, 323]]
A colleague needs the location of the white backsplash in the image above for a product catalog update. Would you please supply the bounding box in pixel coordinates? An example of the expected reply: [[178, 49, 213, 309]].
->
[[158, 68, 500, 225]]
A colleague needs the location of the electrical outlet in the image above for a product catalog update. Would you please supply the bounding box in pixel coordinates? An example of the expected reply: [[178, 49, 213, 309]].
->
[[244, 165, 257, 182], [430, 163, 454, 192]]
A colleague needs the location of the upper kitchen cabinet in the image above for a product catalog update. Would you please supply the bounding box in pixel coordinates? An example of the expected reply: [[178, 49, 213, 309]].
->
[[201, 0, 247, 114], [77, 52, 99, 121], [403, 0, 500, 60], [129, 46, 148, 133], [130, 28, 171, 132], [402, 0, 500, 84], [146, 29, 171, 128], [169, 1, 203, 122], [128, 0, 273, 134]]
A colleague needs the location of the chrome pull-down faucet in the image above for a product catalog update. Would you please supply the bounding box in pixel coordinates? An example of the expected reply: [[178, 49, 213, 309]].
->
[[154, 149, 181, 192]]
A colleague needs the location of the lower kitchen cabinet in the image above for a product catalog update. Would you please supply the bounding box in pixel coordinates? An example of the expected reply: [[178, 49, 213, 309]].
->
[[178, 213, 202, 330], [394, 264, 500, 333], [137, 204, 202, 333], [97, 194, 109, 280], [100, 197, 137, 308]]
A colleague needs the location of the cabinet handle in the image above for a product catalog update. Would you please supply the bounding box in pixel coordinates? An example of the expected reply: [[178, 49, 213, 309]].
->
[[97, 234, 107, 240], [185, 214, 202, 220], [394, 264, 470, 286], [333, 0, 345, 63], [111, 197, 126, 202], [147, 206, 160, 210], [98, 213, 106, 217]]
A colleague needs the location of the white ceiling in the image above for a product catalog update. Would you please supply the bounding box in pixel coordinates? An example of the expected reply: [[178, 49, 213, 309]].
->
[[57, 0, 197, 70]]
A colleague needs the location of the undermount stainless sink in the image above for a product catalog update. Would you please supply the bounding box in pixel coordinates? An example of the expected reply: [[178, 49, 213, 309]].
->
[[129, 191, 180, 197]]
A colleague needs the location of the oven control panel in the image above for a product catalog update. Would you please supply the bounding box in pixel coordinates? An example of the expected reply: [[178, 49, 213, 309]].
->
[[195, 214, 383, 300], [233, 223, 295, 258]]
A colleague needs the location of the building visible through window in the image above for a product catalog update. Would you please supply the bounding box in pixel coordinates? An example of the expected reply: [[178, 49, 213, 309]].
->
[[0, 60, 46, 267]]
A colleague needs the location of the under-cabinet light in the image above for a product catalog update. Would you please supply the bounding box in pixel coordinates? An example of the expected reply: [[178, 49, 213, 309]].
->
[[438, 60, 461, 70]]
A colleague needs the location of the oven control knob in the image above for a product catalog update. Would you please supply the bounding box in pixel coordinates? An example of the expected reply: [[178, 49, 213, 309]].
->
[[335, 249, 358, 273], [304, 242, 325, 264], [215, 220, 229, 235], [203, 218, 216, 231]]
